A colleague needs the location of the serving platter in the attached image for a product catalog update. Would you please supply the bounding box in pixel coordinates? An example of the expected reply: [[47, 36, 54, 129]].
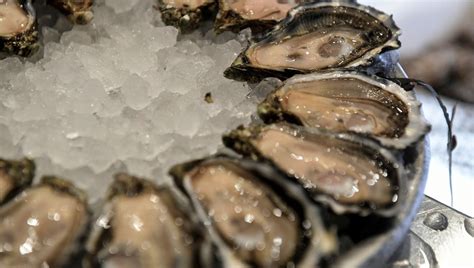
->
[[0, 1, 432, 266]]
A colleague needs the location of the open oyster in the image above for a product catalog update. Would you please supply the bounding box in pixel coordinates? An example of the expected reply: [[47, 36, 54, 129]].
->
[[47, 0, 94, 24], [258, 71, 431, 149], [214, 0, 301, 34], [224, 0, 401, 82], [170, 156, 337, 267], [0, 158, 35, 204], [86, 173, 211, 267], [0, 0, 38, 56], [223, 124, 406, 216], [0, 176, 90, 267], [158, 0, 217, 33]]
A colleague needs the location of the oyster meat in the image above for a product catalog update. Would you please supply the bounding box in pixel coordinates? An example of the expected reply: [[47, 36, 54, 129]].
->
[[223, 124, 405, 215], [0, 176, 89, 267], [170, 156, 337, 267], [0, 0, 38, 56], [0, 158, 35, 204], [215, 0, 301, 34], [47, 0, 94, 24], [225, 1, 401, 82], [86, 173, 210, 268], [258, 71, 431, 149], [158, 0, 217, 33]]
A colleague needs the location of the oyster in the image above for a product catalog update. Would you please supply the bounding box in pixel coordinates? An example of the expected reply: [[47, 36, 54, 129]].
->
[[214, 0, 301, 34], [0, 176, 90, 267], [258, 71, 431, 149], [224, 0, 401, 82], [170, 156, 337, 267], [86, 173, 211, 267], [0, 158, 35, 204], [0, 0, 38, 56], [158, 0, 217, 33], [47, 0, 94, 24], [223, 124, 406, 216]]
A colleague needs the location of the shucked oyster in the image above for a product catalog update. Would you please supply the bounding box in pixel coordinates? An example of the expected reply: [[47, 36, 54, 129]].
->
[[47, 0, 94, 24], [225, 0, 401, 82], [0, 0, 38, 56], [0, 176, 89, 267], [0, 158, 35, 204], [86, 173, 210, 268], [170, 156, 337, 267], [158, 0, 217, 33], [223, 124, 406, 216], [258, 71, 431, 149], [214, 0, 301, 34]]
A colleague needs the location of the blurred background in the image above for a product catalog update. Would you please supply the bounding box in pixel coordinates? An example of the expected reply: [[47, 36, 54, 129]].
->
[[361, 0, 474, 216]]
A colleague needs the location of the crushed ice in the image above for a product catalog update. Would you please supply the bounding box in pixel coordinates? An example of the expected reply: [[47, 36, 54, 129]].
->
[[0, 0, 256, 202]]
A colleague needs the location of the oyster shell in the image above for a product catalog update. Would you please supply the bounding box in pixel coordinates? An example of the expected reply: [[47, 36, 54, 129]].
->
[[86, 173, 211, 267], [47, 0, 94, 24], [0, 158, 35, 204], [0, 176, 90, 267], [224, 0, 401, 82], [214, 0, 301, 34], [223, 124, 406, 216], [258, 71, 431, 149], [0, 0, 39, 56], [158, 0, 217, 33], [170, 156, 337, 267]]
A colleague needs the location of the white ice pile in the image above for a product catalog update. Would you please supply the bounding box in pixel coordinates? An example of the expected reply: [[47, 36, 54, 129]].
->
[[0, 0, 256, 202]]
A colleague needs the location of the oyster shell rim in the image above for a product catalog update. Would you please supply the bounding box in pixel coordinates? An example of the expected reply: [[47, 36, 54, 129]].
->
[[0, 175, 91, 267], [257, 70, 431, 150], [169, 155, 338, 267], [157, 0, 217, 33], [0, 0, 36, 38], [84, 172, 212, 268], [222, 123, 408, 217], [213, 0, 299, 34], [46, 0, 94, 25], [334, 137, 429, 267], [0, 0, 39, 57], [0, 158, 35, 204], [225, 0, 402, 82]]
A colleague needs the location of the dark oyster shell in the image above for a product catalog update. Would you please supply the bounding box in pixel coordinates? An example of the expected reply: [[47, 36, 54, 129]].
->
[[224, 0, 401, 82], [0, 0, 39, 57], [157, 0, 217, 33], [47, 0, 94, 24], [0, 176, 90, 267], [0, 158, 35, 204], [85, 173, 212, 268], [257, 71, 431, 149], [223, 124, 406, 216], [170, 155, 337, 267]]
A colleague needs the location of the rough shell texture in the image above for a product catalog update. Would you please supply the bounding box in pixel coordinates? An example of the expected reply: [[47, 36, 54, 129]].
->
[[223, 123, 407, 217], [0, 0, 39, 57], [0, 158, 35, 204], [224, 0, 401, 82], [158, 0, 217, 33], [257, 71, 431, 150], [47, 0, 94, 24], [0, 176, 90, 267], [214, 0, 302, 34], [85, 173, 212, 268], [169, 155, 337, 267]]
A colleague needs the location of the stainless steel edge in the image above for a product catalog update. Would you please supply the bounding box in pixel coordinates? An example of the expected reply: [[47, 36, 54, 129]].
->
[[390, 196, 474, 267]]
